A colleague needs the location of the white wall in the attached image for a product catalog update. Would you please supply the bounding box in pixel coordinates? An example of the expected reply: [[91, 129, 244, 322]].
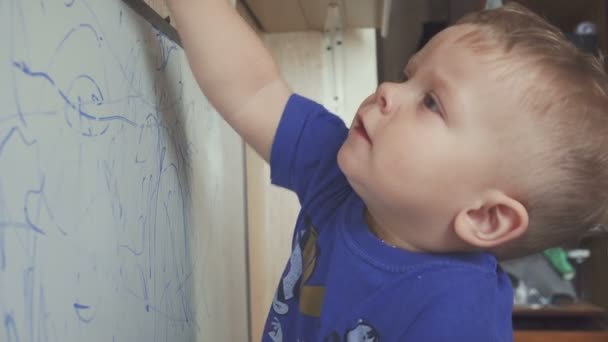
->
[[1, 1, 249, 341]]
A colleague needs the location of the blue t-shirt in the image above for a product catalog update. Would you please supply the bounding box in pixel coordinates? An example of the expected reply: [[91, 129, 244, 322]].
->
[[263, 94, 513, 342]]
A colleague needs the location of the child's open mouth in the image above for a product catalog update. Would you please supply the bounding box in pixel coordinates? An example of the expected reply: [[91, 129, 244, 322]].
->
[[353, 115, 372, 144]]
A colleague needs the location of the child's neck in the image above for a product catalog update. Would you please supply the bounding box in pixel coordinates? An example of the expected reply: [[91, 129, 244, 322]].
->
[[364, 208, 422, 252]]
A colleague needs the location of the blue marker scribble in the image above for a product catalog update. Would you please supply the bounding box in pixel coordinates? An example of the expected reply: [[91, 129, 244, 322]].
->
[[2, 1, 198, 339], [157, 35, 178, 71], [24, 267, 35, 342], [118, 215, 145, 256], [140, 266, 149, 310], [0, 221, 31, 271], [82, 125, 109, 137], [68, 74, 104, 104], [0, 110, 57, 125], [0, 126, 37, 157], [4, 313, 21, 342], [73, 302, 94, 323], [0, 228, 4, 271], [102, 160, 124, 222], [177, 269, 195, 323], [37, 287, 49, 342], [45, 23, 102, 72], [23, 177, 48, 235], [13, 62, 55, 85], [25, 176, 67, 236], [12, 61, 137, 128], [9, 0, 27, 126], [56, 24, 102, 54]]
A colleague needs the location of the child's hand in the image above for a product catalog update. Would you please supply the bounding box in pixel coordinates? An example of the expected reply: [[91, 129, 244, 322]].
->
[[168, 0, 292, 162]]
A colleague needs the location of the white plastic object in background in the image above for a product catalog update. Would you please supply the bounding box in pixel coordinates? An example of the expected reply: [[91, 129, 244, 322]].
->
[[381, 0, 392, 38], [568, 249, 591, 263], [576, 21, 597, 35], [485, 0, 503, 10]]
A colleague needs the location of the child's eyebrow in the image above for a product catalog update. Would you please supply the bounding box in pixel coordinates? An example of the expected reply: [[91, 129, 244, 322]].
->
[[430, 70, 461, 118]]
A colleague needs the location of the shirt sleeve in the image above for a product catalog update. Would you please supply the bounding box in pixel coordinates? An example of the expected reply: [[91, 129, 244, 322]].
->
[[270, 93, 349, 207]]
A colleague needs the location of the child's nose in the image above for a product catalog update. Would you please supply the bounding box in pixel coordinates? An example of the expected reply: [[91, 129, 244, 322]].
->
[[375, 82, 398, 114]]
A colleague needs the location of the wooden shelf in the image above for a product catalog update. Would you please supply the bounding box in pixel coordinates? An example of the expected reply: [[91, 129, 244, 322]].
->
[[242, 0, 389, 32], [515, 331, 608, 342], [514, 303, 606, 319], [514, 302, 608, 332], [143, 0, 170, 18]]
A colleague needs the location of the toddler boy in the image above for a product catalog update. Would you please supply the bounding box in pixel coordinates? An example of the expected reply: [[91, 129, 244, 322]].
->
[[168, 1, 608, 340]]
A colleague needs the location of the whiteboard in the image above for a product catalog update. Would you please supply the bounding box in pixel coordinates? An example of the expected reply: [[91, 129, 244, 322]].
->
[[0, 1, 248, 341]]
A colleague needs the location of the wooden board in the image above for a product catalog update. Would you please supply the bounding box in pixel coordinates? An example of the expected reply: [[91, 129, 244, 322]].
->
[[244, 0, 387, 32], [143, 0, 171, 18], [515, 331, 608, 342], [377, 0, 429, 83], [126, 0, 181, 46], [513, 303, 606, 318]]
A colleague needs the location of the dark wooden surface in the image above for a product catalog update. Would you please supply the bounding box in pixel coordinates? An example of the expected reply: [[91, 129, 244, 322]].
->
[[122, 0, 182, 47], [514, 303, 606, 318], [515, 331, 608, 342], [583, 237, 608, 314], [514, 302, 608, 331], [510, 0, 607, 52]]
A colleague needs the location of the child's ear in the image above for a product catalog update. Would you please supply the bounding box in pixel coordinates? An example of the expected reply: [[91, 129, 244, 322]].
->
[[454, 191, 529, 249]]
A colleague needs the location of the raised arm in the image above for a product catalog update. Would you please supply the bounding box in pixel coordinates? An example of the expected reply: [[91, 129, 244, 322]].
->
[[167, 0, 292, 162]]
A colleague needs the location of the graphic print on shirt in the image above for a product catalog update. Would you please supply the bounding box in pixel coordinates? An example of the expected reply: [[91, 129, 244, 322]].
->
[[268, 219, 325, 341], [272, 219, 324, 317], [324, 320, 380, 342]]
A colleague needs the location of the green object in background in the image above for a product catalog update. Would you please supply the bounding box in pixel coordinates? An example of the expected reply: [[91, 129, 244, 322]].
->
[[543, 248, 575, 281]]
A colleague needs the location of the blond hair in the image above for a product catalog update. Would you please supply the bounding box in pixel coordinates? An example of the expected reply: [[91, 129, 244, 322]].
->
[[457, 3, 608, 259]]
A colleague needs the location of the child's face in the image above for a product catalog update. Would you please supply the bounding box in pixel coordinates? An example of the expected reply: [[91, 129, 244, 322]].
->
[[338, 25, 515, 251]]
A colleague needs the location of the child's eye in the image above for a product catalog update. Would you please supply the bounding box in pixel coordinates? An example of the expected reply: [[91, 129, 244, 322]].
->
[[423, 93, 441, 115]]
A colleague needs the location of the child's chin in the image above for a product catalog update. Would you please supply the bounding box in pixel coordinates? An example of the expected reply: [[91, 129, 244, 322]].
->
[[336, 145, 351, 173], [337, 147, 364, 185]]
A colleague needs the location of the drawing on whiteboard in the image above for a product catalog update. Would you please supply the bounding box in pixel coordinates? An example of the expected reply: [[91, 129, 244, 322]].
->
[[0, 1, 201, 341]]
